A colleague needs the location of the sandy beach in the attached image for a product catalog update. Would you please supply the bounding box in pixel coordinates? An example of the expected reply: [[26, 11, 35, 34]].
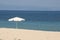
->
[[0, 28, 60, 40]]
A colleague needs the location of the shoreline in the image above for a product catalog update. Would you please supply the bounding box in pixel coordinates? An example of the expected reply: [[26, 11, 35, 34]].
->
[[0, 28, 60, 32], [0, 28, 60, 40]]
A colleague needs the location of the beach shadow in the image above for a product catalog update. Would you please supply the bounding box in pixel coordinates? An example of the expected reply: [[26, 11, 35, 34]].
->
[[18, 39, 21, 40], [14, 38, 21, 40], [0, 39, 2, 40]]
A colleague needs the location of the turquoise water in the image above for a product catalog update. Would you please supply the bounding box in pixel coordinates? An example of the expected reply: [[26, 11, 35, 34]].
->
[[0, 21, 60, 31]]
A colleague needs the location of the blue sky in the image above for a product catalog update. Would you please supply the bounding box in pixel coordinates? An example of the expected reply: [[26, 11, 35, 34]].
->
[[0, 0, 60, 11]]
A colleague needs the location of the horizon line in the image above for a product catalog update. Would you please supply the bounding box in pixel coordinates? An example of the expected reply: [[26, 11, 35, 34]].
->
[[0, 10, 60, 11]]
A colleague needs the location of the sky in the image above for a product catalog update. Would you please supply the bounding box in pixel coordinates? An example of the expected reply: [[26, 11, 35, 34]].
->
[[0, 0, 60, 11]]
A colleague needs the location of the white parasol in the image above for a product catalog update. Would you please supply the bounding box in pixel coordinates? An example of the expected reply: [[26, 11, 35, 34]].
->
[[8, 17, 25, 29]]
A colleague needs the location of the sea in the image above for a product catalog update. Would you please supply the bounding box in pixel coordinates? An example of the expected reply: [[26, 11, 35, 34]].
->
[[0, 10, 60, 31]]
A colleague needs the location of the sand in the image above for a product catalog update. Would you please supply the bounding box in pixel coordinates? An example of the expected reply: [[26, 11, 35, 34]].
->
[[0, 28, 60, 40]]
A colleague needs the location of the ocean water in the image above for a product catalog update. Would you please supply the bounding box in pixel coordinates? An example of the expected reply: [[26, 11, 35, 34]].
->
[[0, 10, 60, 31]]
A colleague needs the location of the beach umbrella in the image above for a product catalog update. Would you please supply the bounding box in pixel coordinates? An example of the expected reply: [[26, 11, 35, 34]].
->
[[8, 17, 25, 29]]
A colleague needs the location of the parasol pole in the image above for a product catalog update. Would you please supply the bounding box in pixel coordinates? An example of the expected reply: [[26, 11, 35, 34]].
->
[[16, 21, 18, 29]]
